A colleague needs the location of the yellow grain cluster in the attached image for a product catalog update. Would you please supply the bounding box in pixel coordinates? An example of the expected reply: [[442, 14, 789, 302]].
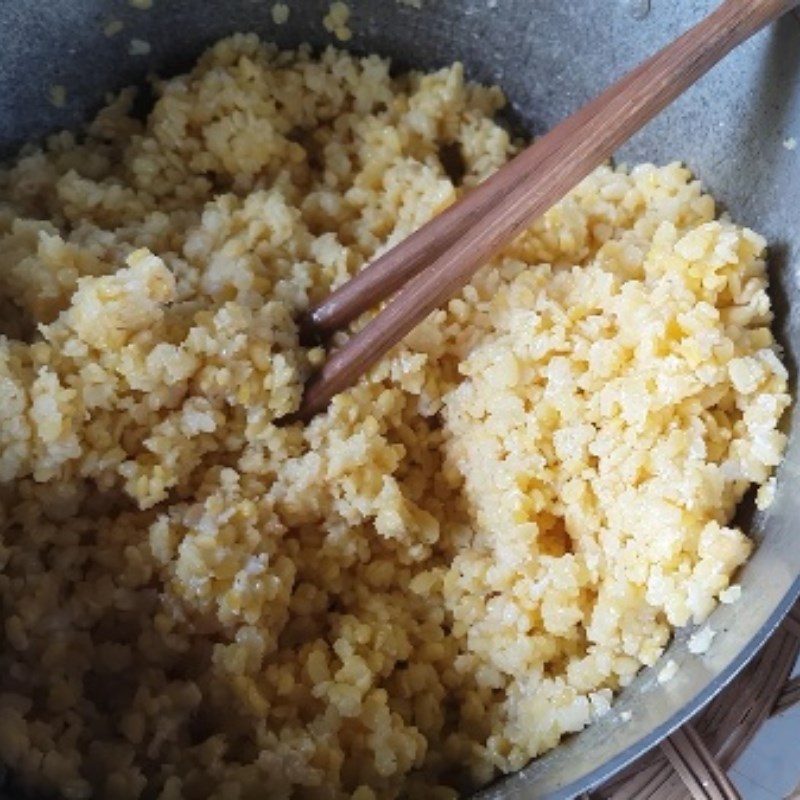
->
[[323, 2, 353, 41], [0, 36, 789, 799]]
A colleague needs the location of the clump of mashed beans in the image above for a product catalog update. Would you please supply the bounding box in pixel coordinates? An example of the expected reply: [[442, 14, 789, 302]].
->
[[0, 35, 790, 800]]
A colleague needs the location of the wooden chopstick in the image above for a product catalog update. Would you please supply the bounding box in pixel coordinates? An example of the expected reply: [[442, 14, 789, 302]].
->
[[304, 63, 645, 340], [295, 0, 798, 421]]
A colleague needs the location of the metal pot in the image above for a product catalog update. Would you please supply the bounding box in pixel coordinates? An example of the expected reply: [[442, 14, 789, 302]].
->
[[1, 1, 798, 797]]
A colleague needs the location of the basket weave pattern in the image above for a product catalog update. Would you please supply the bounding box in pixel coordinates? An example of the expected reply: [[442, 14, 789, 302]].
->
[[590, 601, 800, 800]]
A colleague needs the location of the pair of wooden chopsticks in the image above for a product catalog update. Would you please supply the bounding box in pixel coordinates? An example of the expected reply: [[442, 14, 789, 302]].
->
[[293, 0, 799, 422]]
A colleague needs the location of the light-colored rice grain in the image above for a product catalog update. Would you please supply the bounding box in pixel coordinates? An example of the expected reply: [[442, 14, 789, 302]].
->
[[48, 84, 67, 108], [323, 1, 352, 41], [103, 19, 124, 37], [271, 2, 290, 24], [128, 38, 151, 56]]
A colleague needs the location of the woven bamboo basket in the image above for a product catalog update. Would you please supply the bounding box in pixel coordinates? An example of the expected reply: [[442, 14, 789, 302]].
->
[[588, 600, 800, 800]]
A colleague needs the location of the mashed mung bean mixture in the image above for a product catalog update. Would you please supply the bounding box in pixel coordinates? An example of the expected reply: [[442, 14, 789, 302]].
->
[[0, 35, 791, 800]]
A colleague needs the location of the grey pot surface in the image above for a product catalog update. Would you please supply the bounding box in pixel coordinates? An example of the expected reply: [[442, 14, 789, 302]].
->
[[1, 1, 799, 798]]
